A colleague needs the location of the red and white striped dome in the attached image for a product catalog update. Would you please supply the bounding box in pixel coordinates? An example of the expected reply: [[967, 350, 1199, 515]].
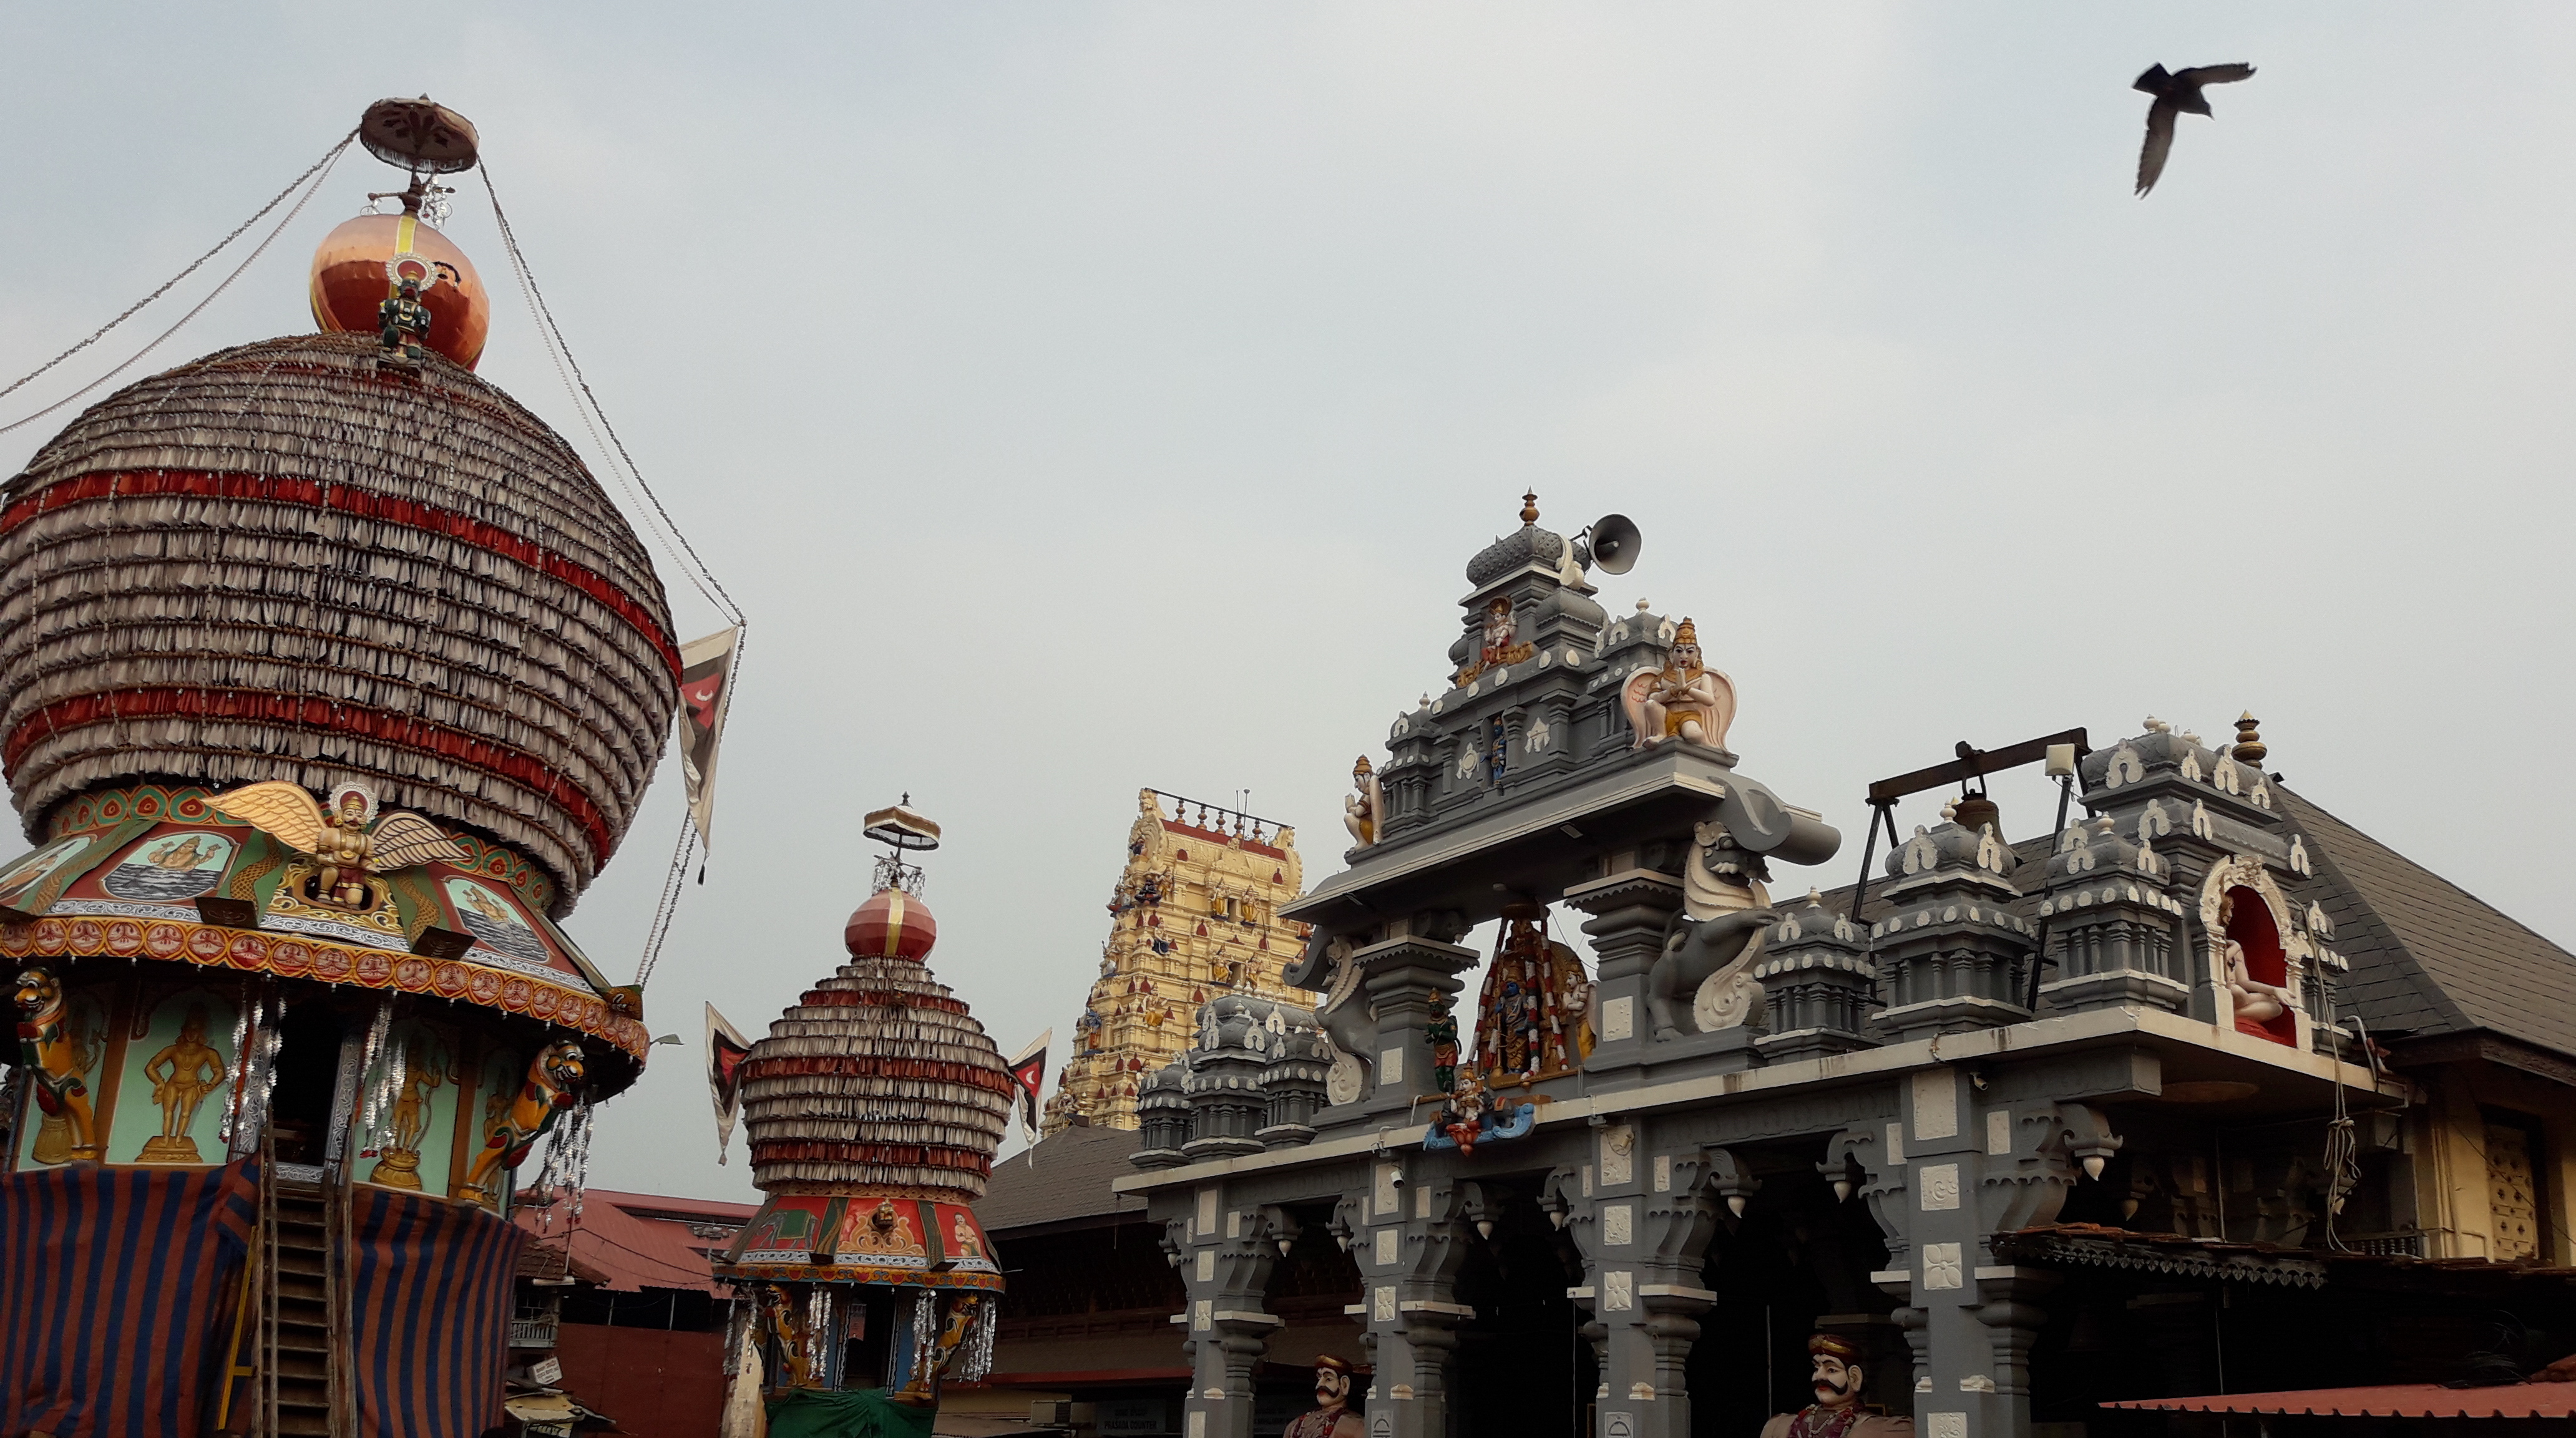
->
[[844, 888, 938, 962]]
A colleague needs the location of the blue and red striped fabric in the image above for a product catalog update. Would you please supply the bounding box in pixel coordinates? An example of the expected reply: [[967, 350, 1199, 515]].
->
[[0, 1157, 260, 1437], [346, 1185, 526, 1438]]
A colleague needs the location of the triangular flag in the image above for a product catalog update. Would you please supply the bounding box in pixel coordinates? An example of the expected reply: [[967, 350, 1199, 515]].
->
[[706, 1003, 754, 1164], [676, 628, 741, 852], [1005, 1029, 1050, 1148]]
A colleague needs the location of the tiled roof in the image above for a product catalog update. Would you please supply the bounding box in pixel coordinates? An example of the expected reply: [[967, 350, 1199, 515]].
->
[[977, 1126, 1149, 1236], [1814, 785, 2575, 1062], [2279, 789, 2576, 1056], [511, 1188, 758, 1295]]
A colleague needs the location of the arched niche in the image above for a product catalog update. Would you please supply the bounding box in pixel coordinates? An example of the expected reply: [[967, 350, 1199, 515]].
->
[[2197, 854, 2304, 1046]]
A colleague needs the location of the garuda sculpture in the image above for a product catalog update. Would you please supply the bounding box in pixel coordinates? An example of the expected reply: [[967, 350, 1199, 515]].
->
[[214, 780, 469, 911]]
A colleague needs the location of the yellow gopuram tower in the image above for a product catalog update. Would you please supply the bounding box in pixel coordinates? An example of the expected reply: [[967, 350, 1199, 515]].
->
[[1042, 790, 1310, 1134]]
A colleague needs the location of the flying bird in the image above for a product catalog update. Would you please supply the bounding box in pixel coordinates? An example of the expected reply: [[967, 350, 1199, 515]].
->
[[2134, 62, 2256, 195]]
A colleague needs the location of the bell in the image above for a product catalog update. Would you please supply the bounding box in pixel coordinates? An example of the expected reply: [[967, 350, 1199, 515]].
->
[[1475, 1219, 1495, 1240], [2081, 1155, 2107, 1180], [1953, 793, 2001, 837], [1832, 1178, 1853, 1203], [1276, 1237, 1295, 1256], [1548, 1210, 1566, 1230], [1335, 1234, 1351, 1252], [1726, 1195, 1748, 1218], [2119, 1198, 2141, 1220]]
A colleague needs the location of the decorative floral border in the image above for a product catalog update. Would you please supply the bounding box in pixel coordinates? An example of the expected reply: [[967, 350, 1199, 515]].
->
[[0, 915, 646, 1062], [711, 1261, 1003, 1293]]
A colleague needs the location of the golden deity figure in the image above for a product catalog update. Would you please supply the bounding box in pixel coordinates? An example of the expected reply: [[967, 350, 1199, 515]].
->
[[368, 1031, 449, 1189], [457, 1041, 584, 1205], [150, 835, 213, 870], [460, 884, 513, 925], [1622, 617, 1737, 752], [140, 1003, 231, 1164], [1342, 755, 1384, 848], [15, 967, 103, 1164], [215, 779, 468, 911]]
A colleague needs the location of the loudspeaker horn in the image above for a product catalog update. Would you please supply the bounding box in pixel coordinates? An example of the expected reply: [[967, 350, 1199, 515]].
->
[[1576, 513, 1642, 575]]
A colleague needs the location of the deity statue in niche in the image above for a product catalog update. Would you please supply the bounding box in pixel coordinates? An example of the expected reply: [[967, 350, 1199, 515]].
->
[[1453, 596, 1535, 686], [139, 1002, 231, 1163], [17, 968, 106, 1163], [1471, 907, 1589, 1087], [1760, 1333, 1913, 1438], [2217, 889, 2296, 1041], [1282, 1356, 1365, 1438], [368, 1027, 452, 1189], [1622, 617, 1737, 752], [1342, 756, 1383, 848]]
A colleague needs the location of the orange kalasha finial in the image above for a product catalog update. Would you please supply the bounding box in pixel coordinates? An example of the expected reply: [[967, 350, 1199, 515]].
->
[[1520, 490, 1540, 525]]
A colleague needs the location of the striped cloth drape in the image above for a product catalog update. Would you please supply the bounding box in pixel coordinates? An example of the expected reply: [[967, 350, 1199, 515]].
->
[[346, 1185, 526, 1438], [0, 1157, 260, 1437]]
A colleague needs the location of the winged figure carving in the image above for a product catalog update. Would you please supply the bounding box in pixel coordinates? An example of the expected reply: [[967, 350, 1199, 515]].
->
[[214, 780, 469, 910]]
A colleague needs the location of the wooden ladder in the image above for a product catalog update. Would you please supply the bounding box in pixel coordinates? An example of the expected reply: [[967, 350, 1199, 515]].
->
[[261, 1174, 336, 1436]]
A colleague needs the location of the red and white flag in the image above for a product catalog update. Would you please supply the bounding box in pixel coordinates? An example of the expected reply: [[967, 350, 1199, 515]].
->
[[676, 628, 739, 852], [1005, 1030, 1049, 1147], [706, 1003, 754, 1164]]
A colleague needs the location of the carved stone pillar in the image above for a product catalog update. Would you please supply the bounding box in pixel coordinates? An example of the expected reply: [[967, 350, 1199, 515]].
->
[[1178, 1183, 1283, 1438], [1562, 867, 1686, 1088], [1354, 936, 1480, 1119], [1846, 1072, 2113, 1438], [1550, 1131, 1725, 1438], [1355, 1161, 1476, 1438]]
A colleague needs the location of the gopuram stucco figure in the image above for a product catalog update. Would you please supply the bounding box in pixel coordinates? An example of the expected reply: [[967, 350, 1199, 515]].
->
[[2217, 891, 2294, 1029], [1282, 1355, 1365, 1438], [1759, 1333, 1914, 1438], [1648, 822, 1782, 1036], [1343, 755, 1384, 848], [1622, 616, 1737, 751]]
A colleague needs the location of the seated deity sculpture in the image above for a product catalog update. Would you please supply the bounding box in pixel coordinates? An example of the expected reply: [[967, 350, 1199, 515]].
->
[[1342, 755, 1383, 848], [2218, 893, 2293, 1027], [1622, 618, 1737, 751]]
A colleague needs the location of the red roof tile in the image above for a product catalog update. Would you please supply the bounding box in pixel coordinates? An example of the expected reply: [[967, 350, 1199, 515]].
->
[[511, 1188, 758, 1295], [2106, 1381, 2576, 1419]]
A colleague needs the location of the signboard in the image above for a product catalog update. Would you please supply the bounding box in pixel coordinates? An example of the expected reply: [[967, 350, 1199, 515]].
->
[[529, 1356, 562, 1386]]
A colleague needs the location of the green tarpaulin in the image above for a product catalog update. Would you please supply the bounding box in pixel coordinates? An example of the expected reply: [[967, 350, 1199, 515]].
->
[[764, 1389, 937, 1438]]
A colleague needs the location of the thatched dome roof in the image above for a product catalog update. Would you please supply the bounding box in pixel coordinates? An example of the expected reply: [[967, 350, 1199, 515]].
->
[[0, 331, 678, 907], [738, 890, 1015, 1199]]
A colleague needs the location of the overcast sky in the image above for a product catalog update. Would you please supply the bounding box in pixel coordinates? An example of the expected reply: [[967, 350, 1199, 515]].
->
[[4, 6, 2572, 1202]]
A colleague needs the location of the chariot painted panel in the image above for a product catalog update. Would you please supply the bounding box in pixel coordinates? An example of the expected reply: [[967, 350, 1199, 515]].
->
[[105, 985, 240, 1165]]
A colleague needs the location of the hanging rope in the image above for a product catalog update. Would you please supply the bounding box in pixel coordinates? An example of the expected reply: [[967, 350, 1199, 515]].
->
[[478, 159, 744, 989], [632, 809, 698, 989], [477, 162, 743, 627], [0, 130, 356, 435]]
